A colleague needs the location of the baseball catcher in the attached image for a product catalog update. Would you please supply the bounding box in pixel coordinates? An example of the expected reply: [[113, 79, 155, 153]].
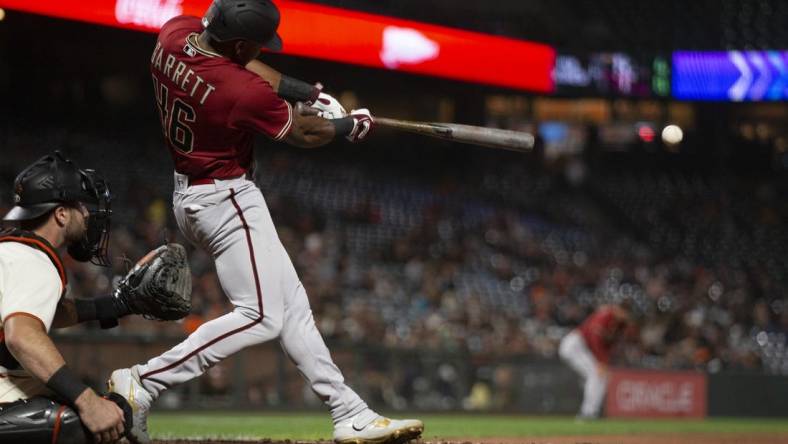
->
[[0, 152, 192, 444]]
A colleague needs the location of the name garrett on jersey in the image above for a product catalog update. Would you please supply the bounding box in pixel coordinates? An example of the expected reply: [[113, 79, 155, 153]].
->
[[151, 40, 216, 106]]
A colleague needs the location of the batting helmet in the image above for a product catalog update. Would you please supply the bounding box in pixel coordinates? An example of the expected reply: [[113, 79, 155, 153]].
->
[[202, 0, 283, 51], [3, 152, 113, 265]]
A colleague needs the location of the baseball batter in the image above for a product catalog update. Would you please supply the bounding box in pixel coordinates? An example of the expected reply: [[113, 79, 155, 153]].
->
[[107, 1, 422, 443], [558, 302, 631, 419]]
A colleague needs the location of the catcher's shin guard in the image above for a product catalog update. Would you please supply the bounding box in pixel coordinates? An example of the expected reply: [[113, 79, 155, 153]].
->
[[0, 396, 88, 444], [0, 394, 132, 444]]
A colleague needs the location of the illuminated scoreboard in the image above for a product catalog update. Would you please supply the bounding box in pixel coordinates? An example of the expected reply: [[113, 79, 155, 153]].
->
[[673, 51, 788, 101], [553, 53, 671, 98]]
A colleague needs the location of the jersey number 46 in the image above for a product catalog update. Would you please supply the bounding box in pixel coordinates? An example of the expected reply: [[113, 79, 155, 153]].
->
[[153, 75, 196, 154]]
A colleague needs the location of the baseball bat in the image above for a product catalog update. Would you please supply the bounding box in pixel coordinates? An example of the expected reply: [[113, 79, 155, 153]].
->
[[375, 117, 534, 153]]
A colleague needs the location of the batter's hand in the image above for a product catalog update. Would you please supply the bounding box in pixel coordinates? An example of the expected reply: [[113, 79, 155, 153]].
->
[[295, 101, 320, 117], [347, 108, 374, 142], [311, 92, 347, 119], [75, 389, 125, 443]]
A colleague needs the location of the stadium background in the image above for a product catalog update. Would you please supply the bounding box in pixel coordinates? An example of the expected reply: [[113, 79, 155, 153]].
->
[[0, 0, 787, 441]]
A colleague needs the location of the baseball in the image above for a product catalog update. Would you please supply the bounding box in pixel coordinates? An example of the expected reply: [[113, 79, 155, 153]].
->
[[662, 124, 684, 145]]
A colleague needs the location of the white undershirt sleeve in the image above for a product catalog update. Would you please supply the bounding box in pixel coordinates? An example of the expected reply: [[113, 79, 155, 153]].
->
[[0, 248, 62, 331]]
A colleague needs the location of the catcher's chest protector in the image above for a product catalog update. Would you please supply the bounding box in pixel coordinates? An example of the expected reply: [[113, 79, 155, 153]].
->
[[0, 229, 68, 370]]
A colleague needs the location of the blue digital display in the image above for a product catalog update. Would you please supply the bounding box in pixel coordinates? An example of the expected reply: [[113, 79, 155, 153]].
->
[[673, 51, 788, 101]]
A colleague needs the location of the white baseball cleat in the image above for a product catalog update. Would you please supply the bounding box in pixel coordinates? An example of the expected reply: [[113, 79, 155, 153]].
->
[[107, 367, 153, 444], [334, 410, 424, 444]]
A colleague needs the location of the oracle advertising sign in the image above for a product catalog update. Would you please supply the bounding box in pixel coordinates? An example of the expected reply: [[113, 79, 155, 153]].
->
[[0, 0, 554, 92], [606, 369, 707, 418]]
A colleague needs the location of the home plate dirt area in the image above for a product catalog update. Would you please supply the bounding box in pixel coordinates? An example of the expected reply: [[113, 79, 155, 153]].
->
[[151, 435, 788, 444]]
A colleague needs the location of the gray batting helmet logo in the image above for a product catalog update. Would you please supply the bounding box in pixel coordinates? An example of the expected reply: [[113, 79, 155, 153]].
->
[[14, 183, 22, 203]]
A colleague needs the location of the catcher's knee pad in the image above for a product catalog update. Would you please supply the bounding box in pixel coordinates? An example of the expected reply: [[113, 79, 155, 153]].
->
[[0, 396, 89, 444]]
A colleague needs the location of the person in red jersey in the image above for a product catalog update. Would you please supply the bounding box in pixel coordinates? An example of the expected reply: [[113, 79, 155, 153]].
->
[[107, 1, 422, 444], [559, 301, 632, 419]]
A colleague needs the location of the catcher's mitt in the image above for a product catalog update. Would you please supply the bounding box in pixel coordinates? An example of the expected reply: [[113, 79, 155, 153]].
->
[[114, 243, 192, 321]]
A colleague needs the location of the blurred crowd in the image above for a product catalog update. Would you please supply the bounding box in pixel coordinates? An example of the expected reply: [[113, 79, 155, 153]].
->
[[1, 123, 787, 382]]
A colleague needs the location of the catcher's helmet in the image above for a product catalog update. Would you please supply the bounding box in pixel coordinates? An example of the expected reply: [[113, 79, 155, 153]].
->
[[202, 0, 283, 51], [3, 152, 113, 265], [4, 152, 97, 221]]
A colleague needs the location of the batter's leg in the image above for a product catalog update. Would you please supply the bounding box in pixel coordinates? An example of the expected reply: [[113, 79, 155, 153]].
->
[[135, 309, 280, 397], [276, 250, 423, 444], [109, 185, 288, 443], [277, 274, 368, 425], [134, 188, 287, 393]]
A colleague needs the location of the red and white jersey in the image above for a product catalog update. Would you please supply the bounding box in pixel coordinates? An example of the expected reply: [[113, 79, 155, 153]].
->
[[151, 16, 293, 180], [578, 305, 627, 364]]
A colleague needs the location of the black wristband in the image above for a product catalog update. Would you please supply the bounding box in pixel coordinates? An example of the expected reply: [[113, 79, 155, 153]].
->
[[75, 296, 127, 329], [74, 298, 96, 323], [46, 365, 89, 406], [330, 117, 355, 138], [278, 75, 320, 103]]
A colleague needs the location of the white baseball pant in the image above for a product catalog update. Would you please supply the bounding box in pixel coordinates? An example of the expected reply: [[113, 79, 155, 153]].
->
[[133, 172, 368, 424], [558, 330, 608, 417]]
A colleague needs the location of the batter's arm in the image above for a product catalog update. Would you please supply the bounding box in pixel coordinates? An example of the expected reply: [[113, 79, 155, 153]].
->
[[285, 111, 336, 148], [246, 60, 320, 103], [284, 103, 371, 148], [246, 59, 282, 91]]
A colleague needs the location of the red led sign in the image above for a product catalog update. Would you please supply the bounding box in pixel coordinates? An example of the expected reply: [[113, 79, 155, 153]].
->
[[0, 0, 555, 92]]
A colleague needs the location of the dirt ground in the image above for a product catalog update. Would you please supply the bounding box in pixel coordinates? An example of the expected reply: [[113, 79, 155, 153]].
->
[[152, 435, 788, 444]]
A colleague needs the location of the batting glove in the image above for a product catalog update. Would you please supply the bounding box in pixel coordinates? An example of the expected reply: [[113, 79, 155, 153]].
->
[[347, 108, 374, 142], [311, 92, 347, 119]]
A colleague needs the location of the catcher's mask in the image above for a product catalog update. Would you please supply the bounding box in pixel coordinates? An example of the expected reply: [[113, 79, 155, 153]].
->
[[3, 152, 113, 266], [67, 168, 112, 266]]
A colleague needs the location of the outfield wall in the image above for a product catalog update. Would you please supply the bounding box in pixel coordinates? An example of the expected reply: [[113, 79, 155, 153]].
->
[[708, 373, 788, 417], [53, 334, 788, 418]]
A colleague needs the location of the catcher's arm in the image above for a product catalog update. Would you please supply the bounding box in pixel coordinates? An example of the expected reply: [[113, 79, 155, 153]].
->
[[53, 244, 192, 329], [52, 293, 130, 330]]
